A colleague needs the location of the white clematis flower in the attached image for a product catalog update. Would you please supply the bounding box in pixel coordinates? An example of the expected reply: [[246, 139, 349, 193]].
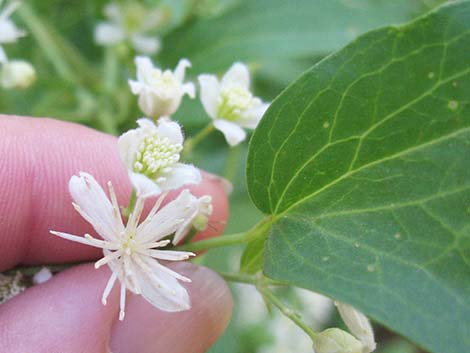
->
[[50, 172, 198, 320], [335, 302, 376, 353], [119, 118, 201, 198], [94, 2, 165, 54], [198, 62, 269, 146], [171, 193, 213, 245], [0, 0, 26, 63], [129, 56, 195, 118]]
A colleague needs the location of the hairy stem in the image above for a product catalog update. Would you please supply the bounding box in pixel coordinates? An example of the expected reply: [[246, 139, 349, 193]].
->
[[257, 286, 318, 341]]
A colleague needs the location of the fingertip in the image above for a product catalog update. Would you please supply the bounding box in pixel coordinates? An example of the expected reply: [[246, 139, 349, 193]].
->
[[110, 262, 233, 353]]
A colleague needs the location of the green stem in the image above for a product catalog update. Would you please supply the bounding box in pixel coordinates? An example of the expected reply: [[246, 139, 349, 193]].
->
[[122, 190, 137, 218], [177, 231, 247, 252], [176, 217, 272, 252], [218, 271, 284, 286], [183, 124, 215, 156], [257, 286, 318, 341]]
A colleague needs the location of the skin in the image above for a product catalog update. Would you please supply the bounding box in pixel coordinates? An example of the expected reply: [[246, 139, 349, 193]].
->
[[0, 116, 233, 353]]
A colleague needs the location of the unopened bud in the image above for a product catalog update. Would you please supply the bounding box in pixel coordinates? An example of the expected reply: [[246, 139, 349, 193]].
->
[[1, 60, 36, 89], [192, 214, 209, 231], [314, 328, 362, 353]]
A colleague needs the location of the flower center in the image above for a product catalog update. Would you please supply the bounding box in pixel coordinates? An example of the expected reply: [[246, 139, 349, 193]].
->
[[146, 70, 180, 95], [122, 233, 138, 254], [218, 86, 255, 121], [122, 4, 147, 32], [133, 129, 183, 181]]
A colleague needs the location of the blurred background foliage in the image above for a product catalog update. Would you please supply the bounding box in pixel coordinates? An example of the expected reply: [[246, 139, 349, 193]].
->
[[0, 0, 447, 352]]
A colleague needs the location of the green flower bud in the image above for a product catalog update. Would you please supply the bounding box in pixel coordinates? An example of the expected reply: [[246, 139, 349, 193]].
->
[[314, 328, 363, 353]]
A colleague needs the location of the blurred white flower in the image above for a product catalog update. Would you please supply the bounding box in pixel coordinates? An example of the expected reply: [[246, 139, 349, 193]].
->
[[0, 0, 26, 63], [1, 59, 36, 89], [94, 2, 166, 54], [129, 56, 195, 119], [335, 302, 376, 353], [314, 328, 363, 353], [198, 62, 269, 146], [119, 118, 201, 198], [50, 172, 197, 320]]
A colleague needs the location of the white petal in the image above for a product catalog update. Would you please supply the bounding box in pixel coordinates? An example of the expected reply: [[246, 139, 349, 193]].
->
[[213, 119, 247, 146], [118, 128, 142, 169], [221, 62, 250, 89], [133, 255, 190, 312], [128, 171, 161, 198], [132, 35, 160, 55], [239, 102, 269, 129], [198, 74, 220, 119], [149, 250, 195, 261], [336, 302, 376, 353], [136, 117, 157, 131], [94, 23, 125, 45], [137, 189, 195, 243], [182, 82, 196, 99], [156, 119, 184, 145], [128, 79, 144, 95], [158, 163, 201, 191], [173, 58, 191, 82], [68, 173, 124, 241], [135, 56, 155, 82]]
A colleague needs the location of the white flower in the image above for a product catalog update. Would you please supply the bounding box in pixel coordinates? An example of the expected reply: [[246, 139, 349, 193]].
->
[[314, 328, 363, 353], [198, 62, 269, 146], [335, 302, 376, 353], [171, 193, 213, 245], [129, 56, 195, 118], [0, 0, 26, 63], [1, 60, 36, 89], [50, 172, 198, 320], [119, 118, 201, 198], [94, 2, 165, 54]]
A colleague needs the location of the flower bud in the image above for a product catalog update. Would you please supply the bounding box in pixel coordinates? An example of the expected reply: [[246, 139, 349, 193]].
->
[[1, 60, 36, 89], [314, 328, 363, 353]]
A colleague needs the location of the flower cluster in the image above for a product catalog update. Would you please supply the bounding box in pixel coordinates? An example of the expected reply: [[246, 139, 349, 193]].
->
[[0, 0, 36, 89], [128, 56, 269, 147]]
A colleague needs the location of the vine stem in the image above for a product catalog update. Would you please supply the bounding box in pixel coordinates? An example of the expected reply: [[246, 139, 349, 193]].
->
[[183, 124, 215, 157], [176, 216, 272, 252], [257, 286, 318, 341]]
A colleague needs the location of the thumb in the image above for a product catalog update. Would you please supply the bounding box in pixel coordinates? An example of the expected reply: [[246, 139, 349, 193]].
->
[[0, 263, 232, 353]]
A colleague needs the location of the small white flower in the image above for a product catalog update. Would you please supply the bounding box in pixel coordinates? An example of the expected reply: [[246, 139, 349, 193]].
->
[[198, 62, 269, 146], [94, 2, 165, 54], [335, 302, 376, 353], [314, 328, 363, 353], [0, 0, 26, 63], [1, 59, 36, 89], [119, 118, 201, 198], [50, 172, 198, 320], [129, 56, 195, 119], [171, 193, 213, 245]]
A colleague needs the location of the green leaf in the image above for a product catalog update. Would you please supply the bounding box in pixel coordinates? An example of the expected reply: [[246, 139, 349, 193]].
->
[[240, 233, 267, 274], [160, 0, 431, 74], [246, 2, 470, 353]]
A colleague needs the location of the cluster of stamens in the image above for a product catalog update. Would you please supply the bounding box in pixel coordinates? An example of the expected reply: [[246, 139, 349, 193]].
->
[[133, 130, 183, 181], [147, 70, 179, 95], [218, 85, 255, 121]]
